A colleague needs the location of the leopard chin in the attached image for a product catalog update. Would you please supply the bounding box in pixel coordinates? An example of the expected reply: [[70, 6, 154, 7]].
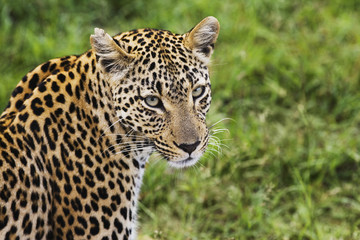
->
[[167, 156, 201, 169]]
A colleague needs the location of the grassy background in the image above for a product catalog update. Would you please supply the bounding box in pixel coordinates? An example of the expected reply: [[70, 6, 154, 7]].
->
[[1, 0, 360, 239]]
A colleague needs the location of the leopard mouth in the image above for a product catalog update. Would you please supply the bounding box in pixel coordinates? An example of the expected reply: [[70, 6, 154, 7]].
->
[[152, 139, 204, 168], [167, 156, 200, 169]]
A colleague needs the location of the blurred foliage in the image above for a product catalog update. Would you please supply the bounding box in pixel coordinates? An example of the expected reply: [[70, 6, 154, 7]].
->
[[1, 0, 360, 239]]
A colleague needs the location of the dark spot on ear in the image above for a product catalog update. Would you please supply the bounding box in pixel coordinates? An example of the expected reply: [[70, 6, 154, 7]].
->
[[200, 47, 211, 57], [101, 59, 114, 73]]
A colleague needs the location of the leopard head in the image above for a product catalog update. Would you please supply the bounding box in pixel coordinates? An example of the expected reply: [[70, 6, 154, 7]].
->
[[90, 17, 220, 168]]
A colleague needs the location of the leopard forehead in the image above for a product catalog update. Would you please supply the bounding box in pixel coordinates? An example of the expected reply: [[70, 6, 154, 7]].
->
[[113, 29, 210, 101]]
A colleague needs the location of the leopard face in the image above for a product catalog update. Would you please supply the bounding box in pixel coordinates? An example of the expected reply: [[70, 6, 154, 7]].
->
[[91, 17, 219, 168]]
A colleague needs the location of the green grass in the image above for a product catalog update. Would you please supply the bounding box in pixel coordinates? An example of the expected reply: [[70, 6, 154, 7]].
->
[[1, 0, 360, 239]]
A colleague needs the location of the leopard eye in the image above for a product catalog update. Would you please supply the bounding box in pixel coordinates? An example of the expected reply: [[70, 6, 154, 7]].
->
[[145, 96, 161, 107], [192, 86, 205, 99]]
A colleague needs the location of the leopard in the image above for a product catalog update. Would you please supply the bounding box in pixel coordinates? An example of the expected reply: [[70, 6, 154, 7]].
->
[[0, 16, 220, 240]]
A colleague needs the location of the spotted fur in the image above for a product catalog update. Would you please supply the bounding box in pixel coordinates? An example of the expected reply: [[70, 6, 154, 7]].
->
[[0, 17, 220, 240]]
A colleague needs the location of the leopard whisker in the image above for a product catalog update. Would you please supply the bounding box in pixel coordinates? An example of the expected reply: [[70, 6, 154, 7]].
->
[[101, 140, 151, 154], [207, 145, 221, 156], [114, 147, 154, 156], [206, 150, 217, 158], [100, 133, 148, 139], [210, 128, 230, 134], [206, 135, 227, 156], [149, 152, 165, 166], [208, 118, 233, 129], [110, 144, 153, 154], [195, 159, 205, 169], [108, 140, 151, 148], [98, 118, 123, 139], [126, 128, 135, 137]]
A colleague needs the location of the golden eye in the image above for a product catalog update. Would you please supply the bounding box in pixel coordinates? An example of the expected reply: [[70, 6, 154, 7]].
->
[[192, 86, 205, 98], [145, 96, 161, 107]]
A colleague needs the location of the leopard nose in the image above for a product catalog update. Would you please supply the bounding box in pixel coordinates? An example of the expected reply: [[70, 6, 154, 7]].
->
[[174, 141, 200, 154]]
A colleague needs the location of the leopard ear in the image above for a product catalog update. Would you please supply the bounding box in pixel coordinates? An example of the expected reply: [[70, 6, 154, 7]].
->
[[90, 28, 135, 80], [185, 16, 220, 65]]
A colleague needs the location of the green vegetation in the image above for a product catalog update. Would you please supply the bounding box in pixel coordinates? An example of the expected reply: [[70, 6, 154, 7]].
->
[[1, 0, 359, 239]]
